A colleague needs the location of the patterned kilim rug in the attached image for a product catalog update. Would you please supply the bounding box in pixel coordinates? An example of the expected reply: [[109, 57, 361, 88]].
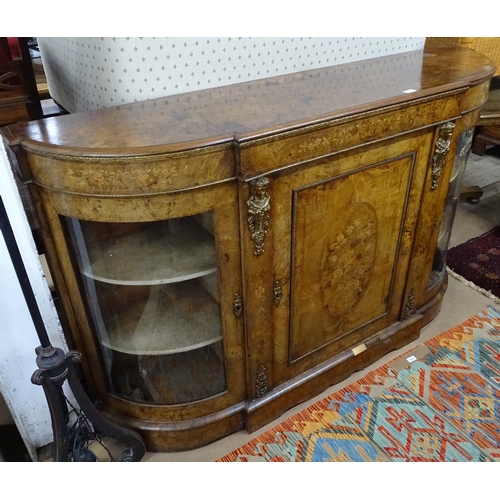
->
[[218, 306, 500, 462], [446, 227, 500, 303]]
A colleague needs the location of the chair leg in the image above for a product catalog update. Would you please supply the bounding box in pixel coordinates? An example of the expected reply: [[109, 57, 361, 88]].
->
[[471, 132, 488, 156], [460, 185, 484, 204]]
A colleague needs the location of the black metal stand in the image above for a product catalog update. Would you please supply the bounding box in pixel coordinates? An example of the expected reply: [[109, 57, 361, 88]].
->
[[0, 195, 145, 461]]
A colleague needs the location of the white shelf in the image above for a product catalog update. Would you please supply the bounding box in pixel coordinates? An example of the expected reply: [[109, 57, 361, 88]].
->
[[81, 217, 217, 285], [99, 280, 222, 355]]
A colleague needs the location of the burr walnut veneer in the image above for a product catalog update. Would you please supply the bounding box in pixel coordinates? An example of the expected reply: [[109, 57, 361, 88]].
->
[[2, 47, 496, 452]]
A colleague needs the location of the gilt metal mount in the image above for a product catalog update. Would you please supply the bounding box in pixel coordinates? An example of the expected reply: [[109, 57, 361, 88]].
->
[[431, 121, 455, 191], [233, 294, 243, 318], [255, 363, 268, 398], [273, 280, 282, 306], [247, 177, 270, 255], [404, 289, 416, 319]]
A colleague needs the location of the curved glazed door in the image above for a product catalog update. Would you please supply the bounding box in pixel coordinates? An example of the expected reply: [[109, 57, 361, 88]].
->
[[64, 214, 226, 405], [40, 180, 246, 423]]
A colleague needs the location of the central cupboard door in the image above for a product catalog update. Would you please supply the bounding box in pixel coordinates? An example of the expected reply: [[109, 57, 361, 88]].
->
[[270, 131, 434, 384]]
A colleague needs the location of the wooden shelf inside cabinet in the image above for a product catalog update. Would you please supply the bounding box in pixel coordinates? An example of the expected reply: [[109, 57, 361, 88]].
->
[[99, 280, 223, 355], [80, 217, 217, 285]]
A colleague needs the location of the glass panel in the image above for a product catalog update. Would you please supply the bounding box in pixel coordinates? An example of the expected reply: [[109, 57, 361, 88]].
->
[[428, 128, 474, 289], [64, 213, 226, 405]]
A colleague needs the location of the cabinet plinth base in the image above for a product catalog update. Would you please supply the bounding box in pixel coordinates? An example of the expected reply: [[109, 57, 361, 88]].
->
[[421, 274, 448, 327], [100, 402, 247, 453], [245, 313, 425, 434]]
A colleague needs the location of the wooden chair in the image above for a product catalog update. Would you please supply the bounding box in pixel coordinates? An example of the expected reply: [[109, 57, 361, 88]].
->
[[471, 76, 500, 156], [425, 37, 500, 73], [0, 38, 45, 234], [0, 37, 43, 127]]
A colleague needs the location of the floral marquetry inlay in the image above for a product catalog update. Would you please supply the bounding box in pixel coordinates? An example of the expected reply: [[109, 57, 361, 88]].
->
[[28, 144, 233, 196], [297, 136, 333, 156], [320, 202, 377, 318], [65, 167, 162, 191]]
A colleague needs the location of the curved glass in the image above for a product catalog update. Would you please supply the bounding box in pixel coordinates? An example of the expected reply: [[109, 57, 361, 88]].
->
[[428, 128, 474, 289], [64, 213, 226, 405]]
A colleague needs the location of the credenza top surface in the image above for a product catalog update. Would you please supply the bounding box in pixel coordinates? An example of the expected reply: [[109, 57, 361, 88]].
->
[[2, 47, 496, 157]]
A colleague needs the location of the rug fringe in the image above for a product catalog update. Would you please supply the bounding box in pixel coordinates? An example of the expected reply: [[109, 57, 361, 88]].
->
[[447, 266, 500, 305]]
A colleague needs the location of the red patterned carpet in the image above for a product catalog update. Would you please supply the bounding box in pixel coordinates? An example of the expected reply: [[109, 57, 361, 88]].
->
[[446, 227, 500, 301], [218, 306, 500, 462]]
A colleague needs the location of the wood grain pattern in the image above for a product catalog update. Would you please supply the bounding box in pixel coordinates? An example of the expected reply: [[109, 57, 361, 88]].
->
[[269, 132, 432, 385], [237, 92, 462, 179], [3, 47, 494, 157], [1, 47, 495, 451], [23, 145, 235, 195]]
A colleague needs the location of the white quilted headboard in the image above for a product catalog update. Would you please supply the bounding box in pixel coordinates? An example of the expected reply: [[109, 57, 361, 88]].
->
[[38, 37, 426, 113]]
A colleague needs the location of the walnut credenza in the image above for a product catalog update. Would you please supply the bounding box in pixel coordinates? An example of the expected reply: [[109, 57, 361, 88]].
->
[[2, 47, 496, 452]]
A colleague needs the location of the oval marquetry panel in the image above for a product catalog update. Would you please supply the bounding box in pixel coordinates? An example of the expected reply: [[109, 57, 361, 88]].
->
[[320, 202, 377, 318]]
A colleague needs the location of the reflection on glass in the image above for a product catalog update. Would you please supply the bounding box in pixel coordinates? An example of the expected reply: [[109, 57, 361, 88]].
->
[[64, 213, 226, 405], [428, 128, 474, 289]]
